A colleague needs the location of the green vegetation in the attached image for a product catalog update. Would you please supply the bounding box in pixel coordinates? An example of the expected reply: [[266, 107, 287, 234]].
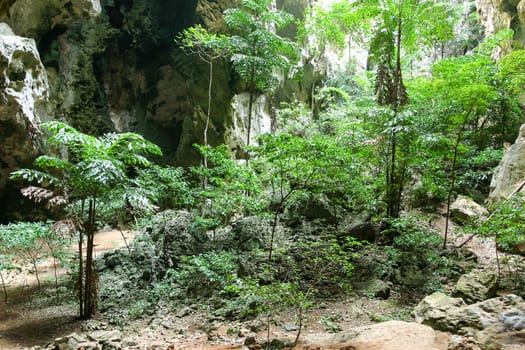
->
[[4, 1, 525, 348], [11, 121, 162, 318]]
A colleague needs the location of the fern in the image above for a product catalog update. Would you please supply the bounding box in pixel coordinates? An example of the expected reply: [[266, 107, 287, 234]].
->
[[20, 186, 54, 203], [10, 169, 60, 186]]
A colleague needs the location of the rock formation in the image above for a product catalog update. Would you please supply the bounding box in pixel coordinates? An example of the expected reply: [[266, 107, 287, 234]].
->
[[333, 320, 450, 350], [489, 124, 525, 202], [0, 23, 48, 219], [476, 0, 525, 44], [415, 292, 525, 350]]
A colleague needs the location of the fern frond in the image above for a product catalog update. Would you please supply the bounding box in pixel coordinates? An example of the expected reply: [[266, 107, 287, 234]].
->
[[10, 169, 60, 186], [47, 196, 68, 208], [33, 155, 72, 170], [20, 186, 54, 203], [76, 159, 126, 188], [107, 133, 163, 158]]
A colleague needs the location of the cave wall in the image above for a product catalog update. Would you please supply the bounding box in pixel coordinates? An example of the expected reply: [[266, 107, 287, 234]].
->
[[0, 0, 240, 221], [476, 0, 525, 44], [0, 24, 48, 220], [0, 0, 314, 220], [0, 0, 238, 162]]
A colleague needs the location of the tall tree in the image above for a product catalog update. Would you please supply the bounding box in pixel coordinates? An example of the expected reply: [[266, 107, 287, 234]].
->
[[224, 0, 299, 148], [178, 25, 231, 170], [11, 121, 161, 318], [365, 0, 455, 217]]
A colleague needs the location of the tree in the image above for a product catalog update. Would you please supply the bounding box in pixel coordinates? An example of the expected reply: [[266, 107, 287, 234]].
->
[[364, 0, 455, 217], [252, 133, 352, 260], [190, 144, 264, 233], [407, 53, 500, 245], [177, 25, 231, 171], [11, 121, 162, 318], [224, 0, 299, 148]]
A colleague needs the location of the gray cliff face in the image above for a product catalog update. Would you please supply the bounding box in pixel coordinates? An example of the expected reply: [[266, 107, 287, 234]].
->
[[0, 0, 238, 162], [476, 0, 525, 44], [0, 0, 238, 220], [0, 24, 48, 220], [489, 124, 525, 202]]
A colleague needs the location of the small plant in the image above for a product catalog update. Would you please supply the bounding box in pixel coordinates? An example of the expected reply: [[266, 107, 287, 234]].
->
[[167, 251, 240, 298], [319, 315, 342, 333]]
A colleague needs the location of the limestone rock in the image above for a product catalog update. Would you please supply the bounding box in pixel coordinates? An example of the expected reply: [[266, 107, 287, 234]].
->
[[450, 196, 488, 223], [87, 329, 122, 342], [364, 278, 392, 299], [339, 211, 376, 242], [146, 210, 209, 268], [453, 270, 498, 304], [448, 335, 482, 350], [476, 0, 525, 45], [53, 333, 91, 350], [414, 292, 467, 332], [416, 293, 525, 350], [334, 320, 450, 350], [0, 24, 47, 203], [230, 216, 270, 251], [489, 124, 525, 203], [286, 194, 337, 224], [0, 0, 102, 41], [225, 93, 272, 158]]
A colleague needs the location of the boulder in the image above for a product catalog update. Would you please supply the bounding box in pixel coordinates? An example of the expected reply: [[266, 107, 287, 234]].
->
[[87, 329, 122, 343], [489, 124, 525, 203], [284, 193, 337, 225], [230, 216, 270, 251], [416, 293, 525, 350], [52, 333, 92, 350], [450, 196, 488, 223], [340, 211, 376, 242], [453, 270, 498, 304], [146, 210, 209, 268], [448, 335, 482, 350], [414, 292, 467, 332], [364, 279, 392, 299], [333, 320, 450, 350]]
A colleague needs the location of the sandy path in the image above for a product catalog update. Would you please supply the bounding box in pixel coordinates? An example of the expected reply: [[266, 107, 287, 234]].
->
[[0, 229, 137, 349]]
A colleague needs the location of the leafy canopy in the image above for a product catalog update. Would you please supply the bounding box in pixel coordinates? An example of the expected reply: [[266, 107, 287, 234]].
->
[[224, 0, 299, 92]]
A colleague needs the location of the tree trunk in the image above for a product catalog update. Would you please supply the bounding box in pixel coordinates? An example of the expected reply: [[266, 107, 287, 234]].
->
[[83, 198, 98, 318], [31, 257, 41, 291], [0, 269, 8, 302], [443, 112, 470, 248]]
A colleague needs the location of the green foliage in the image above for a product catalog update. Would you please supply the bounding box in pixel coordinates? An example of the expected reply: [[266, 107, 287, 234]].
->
[[137, 165, 193, 210], [252, 132, 367, 210], [167, 251, 240, 298], [0, 221, 69, 294], [11, 121, 162, 206], [498, 49, 525, 96], [224, 0, 299, 92], [478, 194, 525, 253], [11, 121, 163, 318], [178, 25, 231, 59], [457, 148, 503, 195], [383, 215, 463, 294], [191, 144, 264, 228]]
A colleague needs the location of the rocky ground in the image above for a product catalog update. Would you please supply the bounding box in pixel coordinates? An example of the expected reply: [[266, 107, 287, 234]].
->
[[0, 218, 524, 350]]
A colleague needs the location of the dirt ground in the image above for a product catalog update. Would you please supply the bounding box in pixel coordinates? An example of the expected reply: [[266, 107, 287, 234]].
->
[[0, 230, 136, 350], [0, 223, 410, 350], [0, 222, 522, 350]]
